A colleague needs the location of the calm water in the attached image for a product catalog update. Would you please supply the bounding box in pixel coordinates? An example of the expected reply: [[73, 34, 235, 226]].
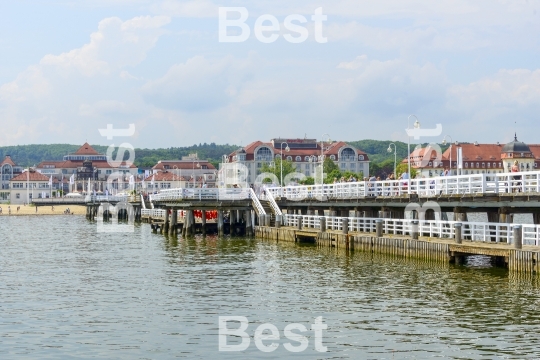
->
[[2, 216, 540, 359]]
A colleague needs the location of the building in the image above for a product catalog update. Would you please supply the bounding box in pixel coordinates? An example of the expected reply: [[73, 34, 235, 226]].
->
[[9, 169, 52, 204], [1, 155, 23, 202], [36, 142, 138, 192], [150, 154, 217, 188], [225, 138, 370, 184], [404, 135, 540, 177]]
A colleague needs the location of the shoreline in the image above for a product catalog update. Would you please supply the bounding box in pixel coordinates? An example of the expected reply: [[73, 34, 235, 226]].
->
[[0, 205, 86, 216]]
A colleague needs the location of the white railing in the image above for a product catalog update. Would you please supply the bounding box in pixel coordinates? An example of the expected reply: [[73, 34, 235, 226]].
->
[[266, 170, 540, 200], [249, 188, 266, 215], [141, 209, 166, 218], [149, 188, 251, 202], [282, 214, 540, 246], [87, 195, 129, 203], [264, 190, 283, 216]]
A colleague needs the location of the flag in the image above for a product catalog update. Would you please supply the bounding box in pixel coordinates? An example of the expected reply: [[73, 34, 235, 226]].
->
[[142, 178, 145, 188], [48, 175, 52, 187], [69, 174, 75, 185], [144, 170, 150, 178], [151, 175, 155, 186]]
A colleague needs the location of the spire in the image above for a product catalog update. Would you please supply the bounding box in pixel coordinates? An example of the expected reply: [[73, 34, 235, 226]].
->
[[514, 132, 518, 141]]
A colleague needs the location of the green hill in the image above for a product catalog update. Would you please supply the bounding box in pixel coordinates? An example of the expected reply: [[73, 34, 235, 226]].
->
[[0, 140, 445, 171]]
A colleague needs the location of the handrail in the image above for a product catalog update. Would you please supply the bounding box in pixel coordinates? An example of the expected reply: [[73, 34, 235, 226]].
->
[[265, 190, 283, 216], [282, 214, 539, 245], [149, 188, 251, 202], [249, 188, 266, 215], [265, 170, 540, 200]]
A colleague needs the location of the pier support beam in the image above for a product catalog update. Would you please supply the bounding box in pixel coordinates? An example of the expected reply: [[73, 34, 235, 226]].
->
[[376, 219, 383, 237], [169, 209, 177, 236], [318, 209, 325, 217], [454, 223, 462, 244], [275, 214, 282, 228], [201, 210, 207, 236], [217, 210, 224, 237], [513, 225, 522, 249], [320, 217, 326, 232], [411, 220, 419, 240], [342, 218, 349, 235], [245, 210, 253, 237]]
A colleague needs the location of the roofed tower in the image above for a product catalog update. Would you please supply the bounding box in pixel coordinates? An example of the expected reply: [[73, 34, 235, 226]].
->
[[501, 133, 534, 172]]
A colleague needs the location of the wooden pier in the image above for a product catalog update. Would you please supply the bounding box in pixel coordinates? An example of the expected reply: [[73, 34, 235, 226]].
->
[[254, 223, 540, 274]]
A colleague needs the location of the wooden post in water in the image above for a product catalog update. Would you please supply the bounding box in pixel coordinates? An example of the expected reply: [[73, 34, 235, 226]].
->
[[513, 225, 522, 249], [217, 210, 224, 237], [320, 217, 326, 232], [201, 210, 207, 236], [275, 214, 282, 228], [245, 210, 253, 237], [342, 218, 349, 235], [376, 219, 383, 237], [411, 220, 419, 240], [297, 216, 302, 230], [454, 223, 462, 244], [169, 209, 178, 236]]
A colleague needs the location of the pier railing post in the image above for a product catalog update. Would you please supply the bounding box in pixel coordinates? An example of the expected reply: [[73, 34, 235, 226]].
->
[[454, 223, 462, 244], [376, 219, 383, 237], [320, 217, 326, 232], [217, 210, 224, 237], [513, 225, 522, 249], [342, 218, 349, 235], [297, 216, 302, 230], [411, 220, 419, 240]]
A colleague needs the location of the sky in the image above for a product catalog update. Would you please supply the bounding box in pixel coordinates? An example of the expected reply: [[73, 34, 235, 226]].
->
[[0, 0, 539, 149]]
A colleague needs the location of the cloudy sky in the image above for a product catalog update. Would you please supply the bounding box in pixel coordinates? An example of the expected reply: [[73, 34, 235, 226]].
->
[[0, 1, 538, 149]]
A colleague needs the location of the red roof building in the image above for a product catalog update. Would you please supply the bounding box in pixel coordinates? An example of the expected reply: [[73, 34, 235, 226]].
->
[[226, 138, 370, 184], [403, 135, 539, 177]]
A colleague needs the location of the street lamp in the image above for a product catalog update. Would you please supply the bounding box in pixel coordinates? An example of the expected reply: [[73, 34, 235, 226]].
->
[[387, 143, 397, 178], [280, 142, 290, 186], [320, 134, 331, 184], [441, 135, 455, 175], [407, 115, 420, 179]]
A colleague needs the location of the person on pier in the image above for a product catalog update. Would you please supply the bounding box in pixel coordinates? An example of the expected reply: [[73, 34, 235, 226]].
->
[[511, 160, 521, 193]]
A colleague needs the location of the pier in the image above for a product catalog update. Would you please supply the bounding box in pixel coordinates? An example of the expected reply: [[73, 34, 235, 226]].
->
[[73, 170, 540, 273]]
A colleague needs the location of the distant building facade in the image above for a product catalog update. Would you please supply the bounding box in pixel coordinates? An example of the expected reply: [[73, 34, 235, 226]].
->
[[0, 155, 23, 202], [225, 138, 370, 185], [148, 154, 217, 189], [9, 170, 52, 204], [404, 135, 540, 177]]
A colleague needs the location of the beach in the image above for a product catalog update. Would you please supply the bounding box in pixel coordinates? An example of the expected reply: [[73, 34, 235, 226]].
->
[[0, 204, 86, 216]]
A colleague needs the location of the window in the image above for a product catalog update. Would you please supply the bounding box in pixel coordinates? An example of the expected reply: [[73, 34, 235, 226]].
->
[[304, 156, 310, 161], [464, 170, 468, 175], [482, 163, 485, 168], [275, 154, 281, 159], [16, 193, 20, 199], [256, 147, 273, 162], [340, 148, 356, 161], [106, 170, 112, 175], [476, 162, 479, 168], [340, 163, 346, 169], [287, 156, 292, 161], [428, 162, 432, 166], [487, 163, 490, 168], [330, 155, 336, 160], [465, 162, 468, 168], [295, 156, 301, 162], [359, 155, 364, 161], [349, 163, 355, 170]]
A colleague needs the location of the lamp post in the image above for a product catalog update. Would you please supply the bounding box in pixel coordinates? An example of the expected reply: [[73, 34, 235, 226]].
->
[[387, 143, 397, 178], [307, 155, 317, 179], [320, 134, 331, 184], [442, 135, 454, 175], [407, 115, 421, 179], [280, 142, 290, 186], [173, 165, 179, 189]]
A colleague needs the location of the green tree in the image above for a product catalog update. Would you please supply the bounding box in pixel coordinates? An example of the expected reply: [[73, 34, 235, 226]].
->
[[260, 158, 296, 185], [396, 163, 417, 179], [323, 157, 339, 173]]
